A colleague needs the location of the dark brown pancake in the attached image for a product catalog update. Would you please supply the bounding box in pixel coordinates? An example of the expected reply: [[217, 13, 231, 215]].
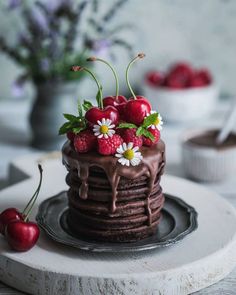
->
[[62, 140, 166, 242]]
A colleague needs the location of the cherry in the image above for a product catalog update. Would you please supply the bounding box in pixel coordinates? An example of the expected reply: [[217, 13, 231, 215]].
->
[[6, 220, 40, 252], [103, 95, 127, 120], [1, 164, 43, 252], [125, 96, 151, 125], [145, 71, 164, 87], [87, 56, 128, 120], [124, 53, 152, 125], [85, 105, 119, 126], [0, 208, 23, 235]]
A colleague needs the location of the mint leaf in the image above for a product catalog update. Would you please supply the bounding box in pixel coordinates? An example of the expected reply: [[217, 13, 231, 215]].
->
[[59, 122, 72, 135], [117, 123, 137, 129], [83, 100, 93, 111], [136, 126, 155, 141], [77, 100, 83, 117], [142, 113, 158, 128], [72, 126, 86, 134], [63, 113, 77, 122], [142, 129, 155, 141], [136, 126, 143, 136]]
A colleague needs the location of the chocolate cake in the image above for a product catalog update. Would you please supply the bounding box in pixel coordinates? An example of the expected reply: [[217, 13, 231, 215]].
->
[[60, 53, 166, 242], [62, 140, 165, 242]]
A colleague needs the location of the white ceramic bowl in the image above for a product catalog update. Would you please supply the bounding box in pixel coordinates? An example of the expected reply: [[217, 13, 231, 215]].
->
[[143, 83, 219, 123], [181, 129, 236, 182]]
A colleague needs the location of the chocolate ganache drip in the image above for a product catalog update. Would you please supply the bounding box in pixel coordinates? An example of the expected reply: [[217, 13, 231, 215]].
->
[[62, 140, 166, 242]]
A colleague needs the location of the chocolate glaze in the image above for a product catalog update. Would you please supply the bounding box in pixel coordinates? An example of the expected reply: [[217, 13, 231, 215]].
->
[[188, 129, 236, 150], [63, 140, 165, 221], [62, 140, 166, 242]]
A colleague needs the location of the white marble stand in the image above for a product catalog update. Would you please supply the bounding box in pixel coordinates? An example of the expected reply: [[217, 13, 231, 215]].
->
[[1, 154, 236, 295]]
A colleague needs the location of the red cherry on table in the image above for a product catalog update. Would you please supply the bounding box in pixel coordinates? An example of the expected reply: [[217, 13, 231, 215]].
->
[[5, 220, 40, 252], [0, 208, 23, 235], [85, 106, 120, 126], [125, 96, 152, 125], [103, 96, 127, 120]]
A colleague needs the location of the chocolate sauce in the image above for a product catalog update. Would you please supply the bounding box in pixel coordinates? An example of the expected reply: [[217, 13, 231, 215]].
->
[[62, 140, 165, 226], [188, 130, 236, 150]]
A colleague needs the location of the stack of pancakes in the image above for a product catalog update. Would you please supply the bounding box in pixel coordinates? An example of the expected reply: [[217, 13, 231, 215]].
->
[[66, 165, 165, 242]]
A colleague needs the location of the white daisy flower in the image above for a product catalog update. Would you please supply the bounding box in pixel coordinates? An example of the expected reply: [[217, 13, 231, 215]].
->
[[146, 110, 163, 131], [115, 142, 143, 167], [93, 118, 115, 139]]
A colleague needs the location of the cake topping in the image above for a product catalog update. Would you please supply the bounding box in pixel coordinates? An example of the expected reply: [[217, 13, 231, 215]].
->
[[59, 53, 164, 165], [115, 142, 143, 167], [146, 110, 163, 131], [93, 118, 115, 139]]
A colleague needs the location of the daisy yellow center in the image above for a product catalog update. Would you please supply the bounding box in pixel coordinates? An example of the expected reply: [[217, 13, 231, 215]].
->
[[154, 117, 160, 125], [123, 149, 134, 160], [100, 125, 109, 134]]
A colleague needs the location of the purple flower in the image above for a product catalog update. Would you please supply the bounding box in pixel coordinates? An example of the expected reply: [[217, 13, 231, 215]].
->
[[8, 0, 21, 10], [91, 39, 112, 58], [44, 0, 73, 13], [30, 8, 49, 33], [11, 78, 26, 98]]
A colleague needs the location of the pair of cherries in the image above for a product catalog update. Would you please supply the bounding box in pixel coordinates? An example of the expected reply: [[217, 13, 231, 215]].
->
[[86, 94, 151, 126], [0, 165, 42, 252], [72, 53, 151, 128]]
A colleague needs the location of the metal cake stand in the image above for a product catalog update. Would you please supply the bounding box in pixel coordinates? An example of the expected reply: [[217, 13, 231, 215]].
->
[[36, 192, 198, 252]]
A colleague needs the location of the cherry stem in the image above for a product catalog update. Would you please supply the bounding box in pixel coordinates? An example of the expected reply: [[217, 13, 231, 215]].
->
[[126, 53, 146, 100], [87, 57, 119, 101], [23, 164, 43, 222], [71, 66, 103, 109]]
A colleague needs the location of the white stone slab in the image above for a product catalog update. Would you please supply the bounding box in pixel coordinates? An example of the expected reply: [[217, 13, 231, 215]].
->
[[1, 154, 236, 295]]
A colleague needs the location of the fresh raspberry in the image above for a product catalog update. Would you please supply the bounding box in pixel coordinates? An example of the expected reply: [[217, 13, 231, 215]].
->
[[98, 134, 123, 155], [143, 128, 160, 147], [122, 128, 143, 147], [67, 131, 75, 142], [74, 130, 96, 153], [145, 71, 164, 87]]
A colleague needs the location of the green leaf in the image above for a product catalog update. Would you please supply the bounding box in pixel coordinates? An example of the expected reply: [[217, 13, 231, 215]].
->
[[63, 113, 77, 122], [77, 99, 83, 117], [136, 126, 143, 136], [135, 126, 155, 141], [142, 113, 158, 128], [142, 129, 155, 141], [83, 100, 93, 111], [72, 126, 86, 134], [58, 122, 72, 135], [117, 123, 137, 129]]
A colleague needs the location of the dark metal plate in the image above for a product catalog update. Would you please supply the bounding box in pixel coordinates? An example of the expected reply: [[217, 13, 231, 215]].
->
[[36, 192, 198, 252]]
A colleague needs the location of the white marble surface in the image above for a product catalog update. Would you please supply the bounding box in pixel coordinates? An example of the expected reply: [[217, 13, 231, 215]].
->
[[1, 98, 236, 294]]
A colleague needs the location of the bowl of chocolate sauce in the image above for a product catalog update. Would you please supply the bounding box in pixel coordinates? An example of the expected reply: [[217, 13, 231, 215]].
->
[[182, 129, 236, 182]]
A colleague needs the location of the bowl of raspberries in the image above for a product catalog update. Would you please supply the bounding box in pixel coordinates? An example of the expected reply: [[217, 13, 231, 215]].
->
[[143, 62, 219, 123]]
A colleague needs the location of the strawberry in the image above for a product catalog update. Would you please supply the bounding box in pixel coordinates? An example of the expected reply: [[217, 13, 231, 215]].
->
[[74, 130, 97, 153], [143, 128, 160, 147], [98, 134, 123, 155], [122, 128, 143, 147]]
